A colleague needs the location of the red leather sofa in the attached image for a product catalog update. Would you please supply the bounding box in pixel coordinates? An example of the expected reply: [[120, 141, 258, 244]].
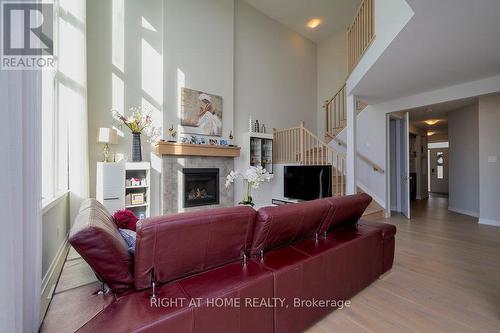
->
[[69, 193, 396, 333]]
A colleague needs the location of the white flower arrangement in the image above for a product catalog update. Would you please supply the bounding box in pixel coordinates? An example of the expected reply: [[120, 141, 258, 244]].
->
[[225, 166, 273, 206]]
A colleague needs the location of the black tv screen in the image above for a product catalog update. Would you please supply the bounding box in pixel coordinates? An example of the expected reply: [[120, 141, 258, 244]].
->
[[284, 165, 332, 200]]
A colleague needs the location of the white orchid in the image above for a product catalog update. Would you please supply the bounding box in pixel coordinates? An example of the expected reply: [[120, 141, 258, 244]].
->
[[225, 166, 273, 206], [225, 170, 240, 188]]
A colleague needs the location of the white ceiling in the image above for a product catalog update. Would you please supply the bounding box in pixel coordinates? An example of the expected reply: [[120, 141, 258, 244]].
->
[[243, 0, 362, 43], [407, 97, 478, 133], [353, 0, 500, 104]]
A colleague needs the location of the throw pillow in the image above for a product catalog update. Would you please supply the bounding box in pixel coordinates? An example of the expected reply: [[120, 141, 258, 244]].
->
[[113, 209, 139, 231], [118, 228, 136, 256]]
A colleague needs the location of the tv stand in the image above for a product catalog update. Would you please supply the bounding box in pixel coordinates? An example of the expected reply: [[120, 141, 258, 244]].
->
[[272, 197, 303, 206]]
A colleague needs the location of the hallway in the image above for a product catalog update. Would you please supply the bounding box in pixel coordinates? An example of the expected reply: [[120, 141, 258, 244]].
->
[[309, 196, 500, 332]]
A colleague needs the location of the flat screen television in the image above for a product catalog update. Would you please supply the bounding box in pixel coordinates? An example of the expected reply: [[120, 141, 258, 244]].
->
[[284, 165, 332, 200]]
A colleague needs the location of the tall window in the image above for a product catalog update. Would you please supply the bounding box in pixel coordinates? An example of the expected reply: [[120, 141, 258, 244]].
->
[[42, 0, 68, 204]]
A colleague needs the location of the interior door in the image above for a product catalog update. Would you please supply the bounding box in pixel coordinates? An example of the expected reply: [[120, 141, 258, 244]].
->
[[400, 112, 411, 219]]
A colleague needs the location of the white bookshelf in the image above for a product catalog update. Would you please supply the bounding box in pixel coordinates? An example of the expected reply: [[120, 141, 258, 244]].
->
[[96, 161, 151, 218], [125, 162, 151, 218]]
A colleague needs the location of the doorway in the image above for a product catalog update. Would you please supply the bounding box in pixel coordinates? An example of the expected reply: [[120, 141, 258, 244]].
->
[[388, 113, 410, 219], [428, 145, 449, 195]]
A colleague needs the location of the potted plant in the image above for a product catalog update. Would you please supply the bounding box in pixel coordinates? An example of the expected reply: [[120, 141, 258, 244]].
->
[[225, 166, 273, 207], [113, 107, 160, 161]]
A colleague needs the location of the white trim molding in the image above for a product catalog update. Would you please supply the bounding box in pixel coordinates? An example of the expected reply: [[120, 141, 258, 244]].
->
[[358, 181, 386, 208], [448, 206, 479, 218], [41, 240, 69, 319], [479, 218, 500, 227]]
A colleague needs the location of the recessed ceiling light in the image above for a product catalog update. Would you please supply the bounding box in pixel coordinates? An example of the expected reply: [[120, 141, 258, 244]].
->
[[427, 132, 436, 136], [424, 119, 439, 125], [307, 18, 321, 29]]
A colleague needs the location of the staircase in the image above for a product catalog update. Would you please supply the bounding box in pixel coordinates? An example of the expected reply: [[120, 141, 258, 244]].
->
[[273, 123, 346, 196], [272, 0, 383, 214], [273, 123, 383, 214]]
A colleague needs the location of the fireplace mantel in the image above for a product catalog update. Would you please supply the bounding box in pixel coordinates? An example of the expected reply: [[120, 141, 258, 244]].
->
[[155, 141, 240, 158]]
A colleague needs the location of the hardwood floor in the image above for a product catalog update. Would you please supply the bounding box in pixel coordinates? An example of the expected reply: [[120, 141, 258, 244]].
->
[[42, 196, 500, 332], [308, 195, 500, 333]]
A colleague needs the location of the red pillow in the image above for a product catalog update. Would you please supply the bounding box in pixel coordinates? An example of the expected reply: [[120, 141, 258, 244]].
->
[[113, 209, 139, 231]]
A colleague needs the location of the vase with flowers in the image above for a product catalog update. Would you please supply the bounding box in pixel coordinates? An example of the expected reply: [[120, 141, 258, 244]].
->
[[113, 107, 160, 161], [225, 166, 273, 207]]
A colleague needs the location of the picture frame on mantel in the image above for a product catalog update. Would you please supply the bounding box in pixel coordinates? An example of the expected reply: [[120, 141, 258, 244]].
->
[[181, 87, 223, 137]]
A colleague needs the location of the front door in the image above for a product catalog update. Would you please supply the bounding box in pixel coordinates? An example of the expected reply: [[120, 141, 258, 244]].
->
[[429, 148, 449, 194]]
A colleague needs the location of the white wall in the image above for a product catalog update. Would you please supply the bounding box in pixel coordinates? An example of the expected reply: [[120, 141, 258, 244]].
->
[[448, 103, 479, 216], [234, 0, 317, 207], [317, 31, 347, 138], [478, 93, 500, 225], [164, 0, 234, 140]]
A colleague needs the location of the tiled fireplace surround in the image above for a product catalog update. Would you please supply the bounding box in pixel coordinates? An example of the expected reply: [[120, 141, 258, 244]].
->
[[162, 156, 235, 214]]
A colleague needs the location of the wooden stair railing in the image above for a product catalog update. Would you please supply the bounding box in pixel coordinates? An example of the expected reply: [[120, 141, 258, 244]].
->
[[348, 0, 375, 74], [324, 83, 346, 137], [326, 133, 384, 174], [273, 122, 346, 196], [324, 84, 367, 138]]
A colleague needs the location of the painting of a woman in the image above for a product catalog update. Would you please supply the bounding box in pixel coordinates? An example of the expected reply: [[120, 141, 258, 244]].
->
[[181, 88, 223, 136]]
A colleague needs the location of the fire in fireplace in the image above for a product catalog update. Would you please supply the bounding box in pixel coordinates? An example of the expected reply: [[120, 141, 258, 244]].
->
[[183, 168, 219, 208]]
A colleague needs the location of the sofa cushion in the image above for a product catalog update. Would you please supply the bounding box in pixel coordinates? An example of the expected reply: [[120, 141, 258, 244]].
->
[[256, 246, 332, 333], [134, 206, 256, 290], [291, 224, 385, 308], [69, 199, 134, 293], [179, 261, 274, 333], [77, 282, 193, 333], [318, 193, 372, 234], [250, 198, 332, 257]]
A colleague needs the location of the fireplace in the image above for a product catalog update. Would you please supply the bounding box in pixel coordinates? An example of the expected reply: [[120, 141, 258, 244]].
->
[[183, 168, 219, 208]]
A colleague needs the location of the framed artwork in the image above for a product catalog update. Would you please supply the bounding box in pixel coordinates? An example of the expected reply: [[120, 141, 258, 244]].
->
[[131, 193, 145, 205], [181, 88, 223, 136]]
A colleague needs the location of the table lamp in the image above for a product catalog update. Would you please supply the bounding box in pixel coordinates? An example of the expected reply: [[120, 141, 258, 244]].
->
[[97, 127, 118, 162]]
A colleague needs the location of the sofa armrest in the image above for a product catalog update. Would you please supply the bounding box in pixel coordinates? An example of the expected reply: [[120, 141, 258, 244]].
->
[[358, 220, 396, 273]]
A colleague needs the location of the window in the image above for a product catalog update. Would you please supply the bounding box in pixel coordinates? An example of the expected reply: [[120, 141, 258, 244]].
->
[[428, 141, 449, 149], [42, 1, 68, 205]]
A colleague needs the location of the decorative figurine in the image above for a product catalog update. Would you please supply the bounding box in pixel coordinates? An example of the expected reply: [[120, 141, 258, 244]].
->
[[168, 125, 177, 142], [255, 120, 260, 133], [229, 131, 234, 146], [260, 124, 266, 133]]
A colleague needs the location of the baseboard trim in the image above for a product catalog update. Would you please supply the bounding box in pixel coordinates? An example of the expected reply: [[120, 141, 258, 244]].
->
[[479, 218, 500, 227], [448, 206, 479, 218], [357, 181, 386, 208], [40, 238, 70, 320]]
